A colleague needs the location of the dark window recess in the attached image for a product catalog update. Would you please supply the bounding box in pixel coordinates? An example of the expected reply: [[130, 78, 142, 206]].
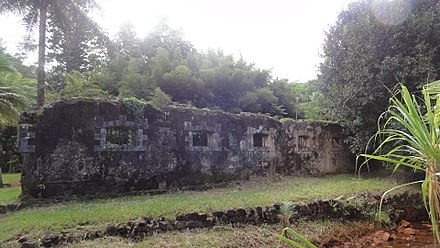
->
[[193, 131, 208, 147], [106, 127, 137, 145], [253, 133, 264, 147], [298, 136, 309, 148], [27, 135, 37, 146], [253, 133, 269, 147], [332, 137, 342, 146]]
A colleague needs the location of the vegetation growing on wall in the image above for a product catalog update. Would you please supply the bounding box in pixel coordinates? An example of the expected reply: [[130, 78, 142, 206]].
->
[[124, 96, 147, 121]]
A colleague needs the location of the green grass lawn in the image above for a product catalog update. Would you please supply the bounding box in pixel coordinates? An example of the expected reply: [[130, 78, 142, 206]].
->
[[0, 174, 400, 245], [0, 173, 21, 205], [2, 173, 21, 186]]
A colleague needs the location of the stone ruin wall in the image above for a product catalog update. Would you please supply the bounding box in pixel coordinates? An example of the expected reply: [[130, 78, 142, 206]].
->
[[17, 101, 354, 197], [283, 121, 355, 174]]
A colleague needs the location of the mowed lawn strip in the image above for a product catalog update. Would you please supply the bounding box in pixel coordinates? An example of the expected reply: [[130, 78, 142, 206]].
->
[[0, 174, 398, 243], [2, 173, 21, 186], [0, 173, 21, 204]]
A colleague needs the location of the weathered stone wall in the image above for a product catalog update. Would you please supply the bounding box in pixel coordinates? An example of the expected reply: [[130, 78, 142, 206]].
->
[[283, 121, 354, 174], [19, 101, 284, 197], [18, 101, 353, 197]]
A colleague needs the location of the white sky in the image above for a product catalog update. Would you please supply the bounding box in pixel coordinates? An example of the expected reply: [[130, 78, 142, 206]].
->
[[0, 0, 353, 82]]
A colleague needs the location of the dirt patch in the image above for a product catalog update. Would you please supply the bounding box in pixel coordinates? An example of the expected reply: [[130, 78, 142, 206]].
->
[[327, 220, 437, 247]]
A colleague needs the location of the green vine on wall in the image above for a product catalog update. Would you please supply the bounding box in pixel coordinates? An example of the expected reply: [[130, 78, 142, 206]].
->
[[124, 97, 147, 122]]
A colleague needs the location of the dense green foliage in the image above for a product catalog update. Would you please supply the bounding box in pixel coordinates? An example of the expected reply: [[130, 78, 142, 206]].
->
[[93, 21, 279, 113], [44, 20, 317, 117], [289, 80, 326, 120], [0, 127, 21, 173], [46, 70, 109, 102], [0, 0, 322, 117], [319, 0, 440, 153], [0, 46, 34, 128], [0, 44, 35, 173]]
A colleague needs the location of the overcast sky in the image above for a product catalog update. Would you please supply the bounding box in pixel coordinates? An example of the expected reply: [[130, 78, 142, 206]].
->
[[0, 0, 353, 82]]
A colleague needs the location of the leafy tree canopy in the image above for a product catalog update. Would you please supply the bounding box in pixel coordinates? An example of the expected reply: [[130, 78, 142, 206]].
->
[[0, 0, 104, 106], [319, 0, 440, 153], [74, 20, 306, 117]]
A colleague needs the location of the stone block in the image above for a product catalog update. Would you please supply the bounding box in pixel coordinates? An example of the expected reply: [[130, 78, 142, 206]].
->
[[236, 208, 246, 216], [225, 209, 237, 218], [212, 211, 224, 218]]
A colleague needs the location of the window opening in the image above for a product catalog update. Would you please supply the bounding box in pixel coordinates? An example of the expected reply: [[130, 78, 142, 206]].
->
[[253, 133, 263, 147], [253, 133, 269, 147], [193, 131, 208, 147], [106, 126, 137, 146], [298, 135, 309, 148], [332, 137, 342, 146]]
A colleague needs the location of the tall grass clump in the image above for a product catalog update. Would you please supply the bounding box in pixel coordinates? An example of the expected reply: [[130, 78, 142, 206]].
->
[[360, 81, 440, 242]]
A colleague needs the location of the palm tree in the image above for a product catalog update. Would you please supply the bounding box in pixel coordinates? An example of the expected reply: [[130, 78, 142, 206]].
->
[[0, 58, 32, 128], [0, 58, 33, 187], [0, 0, 102, 107], [360, 82, 440, 242]]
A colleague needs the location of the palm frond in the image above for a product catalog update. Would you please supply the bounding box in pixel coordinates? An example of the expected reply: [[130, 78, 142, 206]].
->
[[0, 0, 33, 14], [0, 66, 34, 127]]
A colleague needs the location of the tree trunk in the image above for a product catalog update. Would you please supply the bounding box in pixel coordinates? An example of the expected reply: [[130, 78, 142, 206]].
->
[[37, 0, 48, 107]]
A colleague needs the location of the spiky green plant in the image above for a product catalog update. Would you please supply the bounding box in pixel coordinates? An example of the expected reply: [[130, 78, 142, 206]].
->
[[275, 227, 317, 248], [360, 81, 440, 242], [279, 201, 294, 227], [275, 202, 317, 248]]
